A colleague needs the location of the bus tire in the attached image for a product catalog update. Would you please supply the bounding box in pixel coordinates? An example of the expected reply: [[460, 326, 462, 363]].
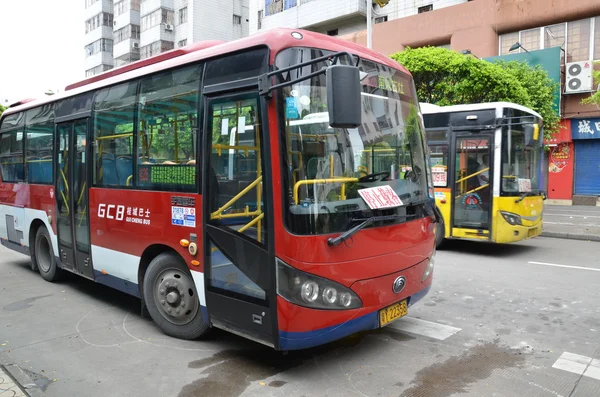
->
[[35, 226, 63, 282], [143, 252, 208, 340], [435, 220, 446, 249]]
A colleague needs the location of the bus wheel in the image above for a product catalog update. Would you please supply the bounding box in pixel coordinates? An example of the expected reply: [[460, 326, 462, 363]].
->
[[35, 226, 63, 282], [143, 252, 208, 340], [435, 220, 446, 249]]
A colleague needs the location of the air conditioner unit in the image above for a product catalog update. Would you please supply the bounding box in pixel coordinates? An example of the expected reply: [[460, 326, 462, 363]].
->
[[565, 61, 593, 94], [165, 24, 174, 31], [132, 43, 139, 49]]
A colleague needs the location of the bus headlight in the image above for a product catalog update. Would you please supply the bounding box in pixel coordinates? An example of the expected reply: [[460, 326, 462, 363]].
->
[[500, 211, 522, 226], [276, 259, 362, 310], [422, 248, 435, 282]]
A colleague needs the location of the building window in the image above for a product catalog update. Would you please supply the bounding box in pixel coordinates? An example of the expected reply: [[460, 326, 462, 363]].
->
[[418, 4, 432, 13], [257, 10, 263, 30], [178, 7, 188, 25], [140, 40, 174, 59], [178, 39, 187, 47], [85, 0, 99, 8], [114, 24, 140, 44], [520, 28, 540, 52], [567, 19, 591, 62], [327, 29, 338, 36], [233, 14, 242, 25], [375, 15, 388, 24], [114, 52, 140, 67], [544, 23, 566, 50], [141, 8, 174, 31], [114, 0, 129, 16], [85, 65, 113, 77], [85, 38, 114, 57], [595, 17, 600, 60], [85, 12, 114, 33], [499, 32, 519, 55]]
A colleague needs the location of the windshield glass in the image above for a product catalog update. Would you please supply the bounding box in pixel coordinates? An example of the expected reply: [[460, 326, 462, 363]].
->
[[275, 48, 429, 235], [501, 119, 543, 195]]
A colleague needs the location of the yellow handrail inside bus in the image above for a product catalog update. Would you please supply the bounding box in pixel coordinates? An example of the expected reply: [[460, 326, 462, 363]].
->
[[238, 213, 265, 234], [126, 175, 133, 186], [455, 167, 489, 184], [210, 177, 262, 220], [212, 144, 258, 156], [95, 132, 133, 141], [455, 183, 489, 199], [293, 177, 359, 205]]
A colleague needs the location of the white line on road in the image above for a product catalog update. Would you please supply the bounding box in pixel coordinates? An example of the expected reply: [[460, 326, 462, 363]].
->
[[552, 352, 600, 381], [528, 261, 600, 272], [388, 317, 461, 340], [545, 213, 600, 219], [543, 221, 600, 227]]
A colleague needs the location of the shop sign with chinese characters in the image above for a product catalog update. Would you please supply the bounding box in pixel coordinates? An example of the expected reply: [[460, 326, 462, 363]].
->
[[571, 117, 600, 140]]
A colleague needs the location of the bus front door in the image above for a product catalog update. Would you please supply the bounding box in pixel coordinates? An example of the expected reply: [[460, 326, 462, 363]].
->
[[55, 120, 94, 279], [202, 92, 276, 348], [451, 135, 493, 239]]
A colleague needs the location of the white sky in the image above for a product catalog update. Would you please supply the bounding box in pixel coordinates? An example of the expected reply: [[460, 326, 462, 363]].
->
[[0, 1, 83, 105]]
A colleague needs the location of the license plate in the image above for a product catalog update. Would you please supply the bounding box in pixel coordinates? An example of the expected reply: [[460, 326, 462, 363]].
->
[[379, 299, 408, 327]]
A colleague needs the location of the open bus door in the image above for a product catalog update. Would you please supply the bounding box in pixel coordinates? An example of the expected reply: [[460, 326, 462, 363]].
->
[[201, 91, 277, 348], [450, 134, 493, 240]]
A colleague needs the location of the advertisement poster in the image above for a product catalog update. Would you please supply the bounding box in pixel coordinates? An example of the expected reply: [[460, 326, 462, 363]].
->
[[549, 143, 570, 173]]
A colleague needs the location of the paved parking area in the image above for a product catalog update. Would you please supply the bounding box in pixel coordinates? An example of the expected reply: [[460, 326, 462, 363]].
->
[[1, 237, 599, 397]]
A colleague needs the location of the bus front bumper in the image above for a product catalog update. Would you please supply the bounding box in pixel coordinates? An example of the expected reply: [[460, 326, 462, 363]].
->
[[277, 260, 433, 351]]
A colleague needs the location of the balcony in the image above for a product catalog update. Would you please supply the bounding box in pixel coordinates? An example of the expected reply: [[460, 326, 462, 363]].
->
[[261, 0, 366, 31]]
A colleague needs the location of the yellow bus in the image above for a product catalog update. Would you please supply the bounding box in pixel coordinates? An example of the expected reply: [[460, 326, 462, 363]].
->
[[421, 102, 545, 247]]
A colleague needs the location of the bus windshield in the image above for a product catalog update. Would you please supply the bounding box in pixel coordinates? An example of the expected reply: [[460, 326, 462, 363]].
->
[[276, 48, 428, 235], [501, 121, 543, 195]]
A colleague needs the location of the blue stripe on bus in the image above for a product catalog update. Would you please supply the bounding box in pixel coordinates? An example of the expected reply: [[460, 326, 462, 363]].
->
[[94, 270, 141, 298], [279, 285, 432, 350]]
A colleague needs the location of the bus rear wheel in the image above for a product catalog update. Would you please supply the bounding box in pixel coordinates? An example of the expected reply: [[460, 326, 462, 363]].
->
[[143, 252, 208, 340], [35, 226, 63, 282]]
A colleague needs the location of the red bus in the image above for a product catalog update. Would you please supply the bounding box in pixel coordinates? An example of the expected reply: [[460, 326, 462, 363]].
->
[[0, 28, 437, 350]]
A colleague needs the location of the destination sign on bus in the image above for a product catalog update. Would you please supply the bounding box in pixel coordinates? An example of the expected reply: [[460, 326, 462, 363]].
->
[[138, 164, 196, 186]]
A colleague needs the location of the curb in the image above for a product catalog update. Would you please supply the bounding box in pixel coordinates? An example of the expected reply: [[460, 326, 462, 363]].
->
[[541, 231, 600, 243], [1, 364, 47, 397]]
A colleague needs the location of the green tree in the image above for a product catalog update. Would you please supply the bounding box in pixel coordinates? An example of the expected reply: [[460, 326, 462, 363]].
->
[[581, 61, 600, 107], [391, 47, 560, 139], [0, 104, 6, 118]]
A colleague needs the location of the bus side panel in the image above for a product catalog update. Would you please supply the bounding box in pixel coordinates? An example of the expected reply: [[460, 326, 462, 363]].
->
[[492, 196, 543, 243], [434, 188, 452, 238], [88, 188, 206, 311]]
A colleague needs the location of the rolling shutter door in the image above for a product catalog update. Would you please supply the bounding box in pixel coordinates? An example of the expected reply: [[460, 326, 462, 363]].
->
[[574, 140, 600, 195]]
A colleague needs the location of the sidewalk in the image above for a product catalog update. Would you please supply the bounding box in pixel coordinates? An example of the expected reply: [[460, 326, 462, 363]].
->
[[542, 204, 600, 242], [0, 364, 46, 397]]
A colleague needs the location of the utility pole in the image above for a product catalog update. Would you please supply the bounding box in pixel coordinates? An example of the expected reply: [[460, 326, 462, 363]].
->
[[368, 0, 391, 50]]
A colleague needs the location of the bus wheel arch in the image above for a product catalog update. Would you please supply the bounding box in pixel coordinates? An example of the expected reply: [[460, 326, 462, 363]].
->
[[141, 250, 208, 340]]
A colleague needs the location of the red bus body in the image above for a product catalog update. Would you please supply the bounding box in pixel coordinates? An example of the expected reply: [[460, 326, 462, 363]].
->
[[0, 28, 435, 350]]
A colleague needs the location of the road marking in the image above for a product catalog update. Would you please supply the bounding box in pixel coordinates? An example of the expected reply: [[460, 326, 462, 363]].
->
[[544, 221, 600, 227], [388, 317, 461, 340], [552, 352, 600, 381], [528, 261, 600, 273], [545, 213, 600, 219]]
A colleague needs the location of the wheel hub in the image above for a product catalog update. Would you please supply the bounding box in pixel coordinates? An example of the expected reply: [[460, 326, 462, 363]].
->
[[153, 268, 199, 325]]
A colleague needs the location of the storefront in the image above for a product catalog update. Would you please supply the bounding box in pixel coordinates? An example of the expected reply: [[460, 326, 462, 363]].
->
[[546, 120, 574, 202], [571, 117, 600, 197]]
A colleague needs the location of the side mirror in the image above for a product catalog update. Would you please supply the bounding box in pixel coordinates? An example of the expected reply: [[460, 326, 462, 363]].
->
[[326, 64, 361, 129], [523, 123, 540, 147]]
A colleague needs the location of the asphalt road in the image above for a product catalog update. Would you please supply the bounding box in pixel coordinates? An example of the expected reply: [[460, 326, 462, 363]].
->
[[543, 205, 600, 241], [1, 237, 599, 397]]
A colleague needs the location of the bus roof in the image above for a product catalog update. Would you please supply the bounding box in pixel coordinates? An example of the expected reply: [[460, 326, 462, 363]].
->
[[2, 28, 411, 118], [419, 101, 542, 120]]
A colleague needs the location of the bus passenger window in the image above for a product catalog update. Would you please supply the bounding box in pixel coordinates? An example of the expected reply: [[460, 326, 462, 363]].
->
[[0, 130, 24, 183], [93, 81, 137, 187], [428, 144, 448, 187], [25, 104, 55, 185], [136, 64, 201, 192]]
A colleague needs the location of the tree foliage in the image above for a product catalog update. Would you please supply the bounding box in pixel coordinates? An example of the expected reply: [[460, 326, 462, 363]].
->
[[0, 104, 6, 118], [581, 61, 600, 107], [391, 47, 560, 139]]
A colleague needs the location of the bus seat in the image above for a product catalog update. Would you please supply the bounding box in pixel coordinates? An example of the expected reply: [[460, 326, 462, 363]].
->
[[27, 157, 41, 182], [40, 156, 53, 183], [100, 153, 119, 185], [306, 156, 322, 179], [116, 156, 132, 186], [14, 162, 24, 181]]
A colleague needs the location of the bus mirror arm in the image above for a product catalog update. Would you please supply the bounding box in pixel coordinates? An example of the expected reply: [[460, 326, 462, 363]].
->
[[258, 51, 360, 98]]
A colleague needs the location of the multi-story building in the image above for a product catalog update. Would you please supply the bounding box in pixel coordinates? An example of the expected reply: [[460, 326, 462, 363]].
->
[[84, 0, 250, 77], [84, 0, 115, 77], [249, 0, 468, 36]]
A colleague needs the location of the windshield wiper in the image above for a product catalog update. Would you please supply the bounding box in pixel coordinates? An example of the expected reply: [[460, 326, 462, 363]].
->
[[515, 190, 545, 203], [327, 214, 412, 247]]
